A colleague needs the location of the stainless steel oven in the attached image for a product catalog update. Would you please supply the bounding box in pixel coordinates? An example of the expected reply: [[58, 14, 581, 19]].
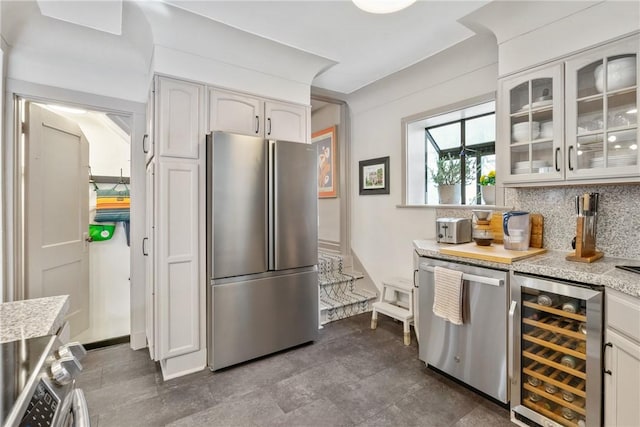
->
[[510, 272, 603, 427], [0, 335, 89, 427]]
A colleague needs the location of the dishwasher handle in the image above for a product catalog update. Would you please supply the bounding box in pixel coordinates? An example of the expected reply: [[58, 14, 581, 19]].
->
[[508, 300, 518, 384], [420, 265, 503, 287]]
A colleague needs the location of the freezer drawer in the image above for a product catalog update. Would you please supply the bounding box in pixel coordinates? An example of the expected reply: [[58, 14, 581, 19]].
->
[[209, 269, 318, 370], [418, 259, 509, 403]]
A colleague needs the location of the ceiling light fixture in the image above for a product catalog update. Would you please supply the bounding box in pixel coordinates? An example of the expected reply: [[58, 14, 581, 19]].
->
[[352, 0, 416, 14]]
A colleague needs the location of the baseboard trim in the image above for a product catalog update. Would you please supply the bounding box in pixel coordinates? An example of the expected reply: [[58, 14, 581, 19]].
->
[[84, 335, 130, 351]]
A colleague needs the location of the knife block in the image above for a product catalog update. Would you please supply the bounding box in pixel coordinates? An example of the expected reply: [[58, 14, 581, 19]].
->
[[566, 215, 603, 263]]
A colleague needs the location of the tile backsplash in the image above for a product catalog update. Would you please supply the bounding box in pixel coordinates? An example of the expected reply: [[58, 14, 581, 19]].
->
[[437, 183, 640, 260]]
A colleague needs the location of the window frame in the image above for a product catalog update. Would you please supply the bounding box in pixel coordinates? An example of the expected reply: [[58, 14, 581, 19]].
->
[[425, 110, 496, 204], [401, 92, 497, 206]]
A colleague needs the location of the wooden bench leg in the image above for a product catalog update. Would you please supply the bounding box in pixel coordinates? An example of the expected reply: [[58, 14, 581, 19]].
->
[[371, 310, 378, 329], [403, 320, 410, 345]]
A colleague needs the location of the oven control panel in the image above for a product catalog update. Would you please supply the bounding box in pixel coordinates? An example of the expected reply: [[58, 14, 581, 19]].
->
[[19, 380, 60, 427]]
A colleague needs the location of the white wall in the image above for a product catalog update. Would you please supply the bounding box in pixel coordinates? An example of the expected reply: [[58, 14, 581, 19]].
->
[[312, 103, 341, 244], [347, 34, 499, 289]]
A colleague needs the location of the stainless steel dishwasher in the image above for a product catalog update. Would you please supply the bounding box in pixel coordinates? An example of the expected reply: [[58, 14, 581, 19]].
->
[[418, 258, 509, 403]]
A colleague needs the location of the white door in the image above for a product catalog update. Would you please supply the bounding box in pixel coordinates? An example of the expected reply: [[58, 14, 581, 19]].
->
[[26, 103, 90, 337]]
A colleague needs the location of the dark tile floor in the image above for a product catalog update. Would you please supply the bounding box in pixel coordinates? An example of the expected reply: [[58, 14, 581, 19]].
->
[[79, 313, 513, 427]]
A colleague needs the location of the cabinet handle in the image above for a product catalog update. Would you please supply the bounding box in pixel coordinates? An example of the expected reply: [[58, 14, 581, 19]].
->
[[142, 134, 149, 154], [568, 146, 574, 171], [255, 115, 260, 134], [555, 147, 561, 172], [603, 342, 612, 375], [142, 237, 148, 256], [267, 117, 272, 136]]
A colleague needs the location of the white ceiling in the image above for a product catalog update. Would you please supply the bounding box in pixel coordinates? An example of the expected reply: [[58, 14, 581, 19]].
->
[[164, 0, 489, 94], [9, 0, 491, 95]]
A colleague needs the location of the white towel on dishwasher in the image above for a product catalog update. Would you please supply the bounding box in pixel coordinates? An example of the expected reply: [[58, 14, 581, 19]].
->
[[432, 266, 464, 325]]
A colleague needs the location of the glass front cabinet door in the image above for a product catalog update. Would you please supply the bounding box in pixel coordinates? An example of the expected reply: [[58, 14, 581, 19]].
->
[[500, 64, 564, 184], [565, 37, 639, 180]]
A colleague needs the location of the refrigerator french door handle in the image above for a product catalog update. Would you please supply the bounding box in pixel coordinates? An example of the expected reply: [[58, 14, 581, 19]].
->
[[508, 300, 517, 384], [268, 140, 275, 270]]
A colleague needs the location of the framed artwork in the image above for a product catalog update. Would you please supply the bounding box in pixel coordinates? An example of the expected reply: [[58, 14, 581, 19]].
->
[[312, 126, 337, 198], [359, 156, 390, 195]]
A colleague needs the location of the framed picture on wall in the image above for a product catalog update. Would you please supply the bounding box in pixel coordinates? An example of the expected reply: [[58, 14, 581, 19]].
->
[[312, 126, 338, 198], [359, 156, 390, 195]]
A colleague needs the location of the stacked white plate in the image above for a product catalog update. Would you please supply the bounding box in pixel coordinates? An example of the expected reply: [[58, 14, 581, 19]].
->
[[520, 99, 553, 111], [589, 154, 637, 168], [513, 160, 550, 174]]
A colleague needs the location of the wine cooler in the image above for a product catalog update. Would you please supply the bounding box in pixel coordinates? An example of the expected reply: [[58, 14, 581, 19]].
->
[[510, 272, 603, 427]]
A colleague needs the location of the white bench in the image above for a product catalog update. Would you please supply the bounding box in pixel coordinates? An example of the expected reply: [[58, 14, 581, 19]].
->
[[370, 277, 414, 345]]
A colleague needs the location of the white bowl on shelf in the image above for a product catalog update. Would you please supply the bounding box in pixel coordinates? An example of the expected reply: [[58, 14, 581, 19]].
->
[[540, 121, 553, 139], [512, 122, 540, 142], [594, 57, 636, 93]]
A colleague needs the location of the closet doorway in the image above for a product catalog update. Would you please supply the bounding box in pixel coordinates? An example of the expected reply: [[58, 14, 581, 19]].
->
[[17, 97, 132, 346]]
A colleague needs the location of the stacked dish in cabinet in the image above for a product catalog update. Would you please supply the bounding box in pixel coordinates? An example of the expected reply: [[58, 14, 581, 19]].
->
[[510, 273, 603, 427]]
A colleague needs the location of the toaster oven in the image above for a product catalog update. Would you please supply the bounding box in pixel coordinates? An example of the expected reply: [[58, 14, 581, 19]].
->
[[436, 218, 471, 244]]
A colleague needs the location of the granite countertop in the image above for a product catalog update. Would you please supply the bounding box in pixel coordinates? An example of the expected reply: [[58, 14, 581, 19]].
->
[[414, 239, 640, 298], [0, 295, 69, 343]]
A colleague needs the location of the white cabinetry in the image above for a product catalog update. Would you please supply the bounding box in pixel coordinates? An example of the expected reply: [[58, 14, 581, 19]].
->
[[499, 34, 639, 186], [604, 289, 640, 427], [209, 88, 308, 142], [565, 36, 639, 181], [264, 99, 308, 142], [499, 64, 564, 184], [145, 76, 206, 379], [144, 159, 155, 359]]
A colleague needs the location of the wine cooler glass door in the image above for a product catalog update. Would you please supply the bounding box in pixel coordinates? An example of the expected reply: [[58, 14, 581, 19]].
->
[[510, 273, 603, 427]]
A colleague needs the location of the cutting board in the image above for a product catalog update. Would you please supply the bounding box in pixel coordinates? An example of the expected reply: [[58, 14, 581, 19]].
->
[[489, 212, 543, 248], [439, 242, 547, 264]]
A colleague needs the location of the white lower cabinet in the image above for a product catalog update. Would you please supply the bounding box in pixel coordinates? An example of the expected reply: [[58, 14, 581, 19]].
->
[[145, 160, 155, 360], [156, 159, 201, 360], [604, 289, 640, 427]]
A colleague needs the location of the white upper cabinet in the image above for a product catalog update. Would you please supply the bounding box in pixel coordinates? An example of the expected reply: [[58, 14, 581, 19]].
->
[[565, 36, 639, 180], [158, 78, 202, 159], [264, 100, 308, 143], [209, 89, 263, 136], [499, 34, 639, 186], [499, 64, 564, 184], [209, 88, 309, 143]]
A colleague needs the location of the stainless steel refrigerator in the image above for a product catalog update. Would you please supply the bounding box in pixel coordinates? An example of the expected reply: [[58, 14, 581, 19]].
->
[[207, 131, 319, 371]]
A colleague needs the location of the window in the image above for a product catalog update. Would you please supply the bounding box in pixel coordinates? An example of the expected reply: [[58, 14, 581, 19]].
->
[[404, 98, 496, 205]]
